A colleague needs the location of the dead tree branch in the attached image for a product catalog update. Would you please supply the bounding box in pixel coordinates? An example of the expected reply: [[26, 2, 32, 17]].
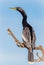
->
[[34, 45, 44, 62], [7, 28, 24, 48], [7, 28, 44, 62]]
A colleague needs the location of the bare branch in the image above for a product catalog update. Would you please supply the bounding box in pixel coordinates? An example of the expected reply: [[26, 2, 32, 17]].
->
[[7, 28, 24, 48], [34, 45, 44, 62], [7, 28, 44, 62]]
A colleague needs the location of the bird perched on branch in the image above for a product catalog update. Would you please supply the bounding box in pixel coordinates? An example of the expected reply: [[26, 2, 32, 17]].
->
[[10, 7, 36, 64]]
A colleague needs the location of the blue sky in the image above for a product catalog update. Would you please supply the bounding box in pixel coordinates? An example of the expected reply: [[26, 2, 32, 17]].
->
[[0, 0, 44, 65]]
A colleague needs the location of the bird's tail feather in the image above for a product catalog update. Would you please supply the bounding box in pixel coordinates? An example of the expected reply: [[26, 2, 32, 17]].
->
[[28, 49, 34, 64]]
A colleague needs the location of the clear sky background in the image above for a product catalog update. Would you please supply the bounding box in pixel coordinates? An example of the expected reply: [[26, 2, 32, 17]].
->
[[0, 0, 44, 65]]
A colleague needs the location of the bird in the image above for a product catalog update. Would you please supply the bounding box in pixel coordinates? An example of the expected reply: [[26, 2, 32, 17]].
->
[[10, 7, 36, 64]]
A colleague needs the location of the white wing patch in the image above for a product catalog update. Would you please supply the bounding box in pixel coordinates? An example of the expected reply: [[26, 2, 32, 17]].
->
[[22, 34, 28, 42]]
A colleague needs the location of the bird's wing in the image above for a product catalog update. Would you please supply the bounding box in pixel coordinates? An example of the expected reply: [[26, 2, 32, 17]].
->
[[22, 27, 36, 49], [32, 30, 36, 43], [22, 27, 31, 43], [22, 27, 32, 48], [31, 30, 36, 48]]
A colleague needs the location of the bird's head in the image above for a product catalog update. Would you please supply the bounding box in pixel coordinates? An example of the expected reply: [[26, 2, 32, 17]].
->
[[9, 7, 24, 13], [9, 7, 27, 18]]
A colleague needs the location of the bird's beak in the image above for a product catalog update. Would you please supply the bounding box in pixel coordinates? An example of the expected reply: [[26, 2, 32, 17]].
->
[[9, 7, 17, 10]]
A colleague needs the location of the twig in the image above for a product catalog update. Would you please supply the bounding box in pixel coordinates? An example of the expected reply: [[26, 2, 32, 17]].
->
[[34, 45, 44, 62]]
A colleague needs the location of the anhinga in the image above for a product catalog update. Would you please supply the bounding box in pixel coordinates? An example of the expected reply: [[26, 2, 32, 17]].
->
[[10, 7, 36, 64]]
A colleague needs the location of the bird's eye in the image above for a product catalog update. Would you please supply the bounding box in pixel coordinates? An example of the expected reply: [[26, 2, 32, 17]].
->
[[19, 8, 23, 11]]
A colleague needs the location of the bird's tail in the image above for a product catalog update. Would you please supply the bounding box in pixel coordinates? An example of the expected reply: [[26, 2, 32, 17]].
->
[[9, 7, 27, 20], [28, 49, 34, 64]]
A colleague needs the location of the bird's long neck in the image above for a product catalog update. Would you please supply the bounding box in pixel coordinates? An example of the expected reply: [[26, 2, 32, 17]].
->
[[22, 18, 28, 29], [16, 7, 27, 28]]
